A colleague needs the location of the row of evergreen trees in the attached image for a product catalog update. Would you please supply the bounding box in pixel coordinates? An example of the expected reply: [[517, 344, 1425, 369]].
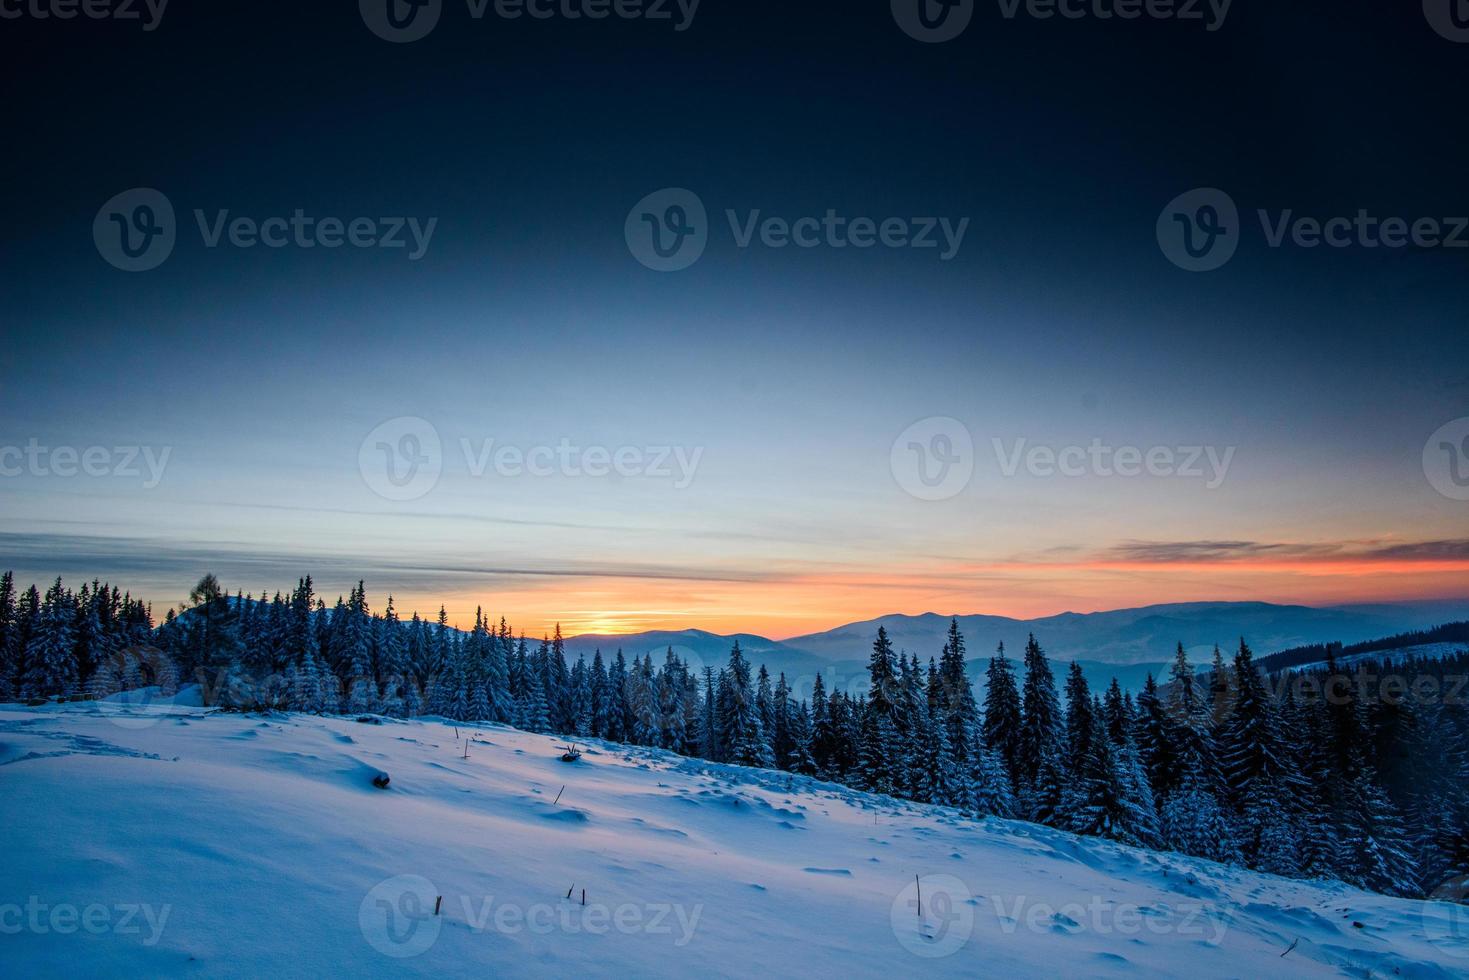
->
[[1, 571, 1464, 900]]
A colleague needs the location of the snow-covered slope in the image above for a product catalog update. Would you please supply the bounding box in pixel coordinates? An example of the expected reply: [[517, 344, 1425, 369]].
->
[[3, 698, 1467, 978]]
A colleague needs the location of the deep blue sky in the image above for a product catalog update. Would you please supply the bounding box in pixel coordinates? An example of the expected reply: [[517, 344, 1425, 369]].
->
[[3, 1, 1467, 635]]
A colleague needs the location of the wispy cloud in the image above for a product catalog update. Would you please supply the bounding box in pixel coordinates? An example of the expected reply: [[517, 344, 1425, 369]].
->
[[1099, 538, 1469, 565]]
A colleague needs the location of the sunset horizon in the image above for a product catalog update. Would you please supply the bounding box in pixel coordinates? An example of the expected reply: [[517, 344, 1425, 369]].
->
[[7, 1, 1469, 975]]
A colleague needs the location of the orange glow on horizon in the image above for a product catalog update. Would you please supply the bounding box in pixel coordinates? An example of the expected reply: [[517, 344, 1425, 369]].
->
[[392, 554, 1469, 642]]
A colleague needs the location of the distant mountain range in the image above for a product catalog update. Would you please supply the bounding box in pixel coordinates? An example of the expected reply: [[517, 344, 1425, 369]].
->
[[561, 599, 1469, 696]]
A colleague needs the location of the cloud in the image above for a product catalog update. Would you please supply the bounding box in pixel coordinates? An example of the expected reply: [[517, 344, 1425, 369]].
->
[[0, 531, 792, 597], [1099, 538, 1469, 564]]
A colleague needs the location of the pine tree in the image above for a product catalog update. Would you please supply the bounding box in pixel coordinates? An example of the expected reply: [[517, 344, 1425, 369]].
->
[[1133, 674, 1179, 800], [981, 641, 1023, 784], [772, 672, 795, 770], [1063, 662, 1095, 776], [858, 705, 898, 795], [571, 655, 592, 737], [969, 743, 1015, 819], [1018, 634, 1064, 823], [605, 651, 628, 743], [1160, 780, 1241, 864], [936, 618, 978, 763], [698, 664, 717, 758], [590, 649, 611, 739], [785, 701, 818, 776], [0, 571, 17, 700], [22, 579, 77, 698], [756, 665, 776, 758], [719, 643, 771, 768], [1066, 720, 1156, 847], [867, 626, 899, 720], [810, 672, 836, 776]]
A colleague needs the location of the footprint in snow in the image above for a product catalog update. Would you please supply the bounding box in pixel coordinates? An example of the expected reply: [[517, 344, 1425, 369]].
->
[[802, 868, 852, 876]]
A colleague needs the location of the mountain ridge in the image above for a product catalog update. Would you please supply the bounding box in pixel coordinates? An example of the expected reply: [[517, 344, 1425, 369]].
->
[[561, 600, 1469, 691]]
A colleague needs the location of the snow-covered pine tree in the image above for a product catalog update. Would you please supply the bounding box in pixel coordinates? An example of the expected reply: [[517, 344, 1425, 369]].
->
[[810, 672, 837, 777], [867, 626, 899, 721], [1133, 673, 1179, 801], [605, 651, 629, 743], [719, 643, 772, 768], [772, 672, 794, 770], [981, 641, 1023, 785], [697, 664, 716, 759], [785, 700, 818, 776], [1018, 634, 1062, 782], [570, 655, 592, 738], [22, 578, 77, 699], [590, 649, 611, 739], [858, 705, 898, 795], [0, 571, 17, 700], [968, 742, 1015, 820], [1159, 776, 1242, 865], [756, 665, 776, 755], [936, 618, 978, 764]]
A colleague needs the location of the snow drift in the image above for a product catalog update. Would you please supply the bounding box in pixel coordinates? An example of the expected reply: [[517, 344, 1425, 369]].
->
[[2, 697, 1466, 978]]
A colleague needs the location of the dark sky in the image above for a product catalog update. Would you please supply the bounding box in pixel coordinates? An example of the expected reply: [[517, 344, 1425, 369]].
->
[[2, 0, 1467, 634]]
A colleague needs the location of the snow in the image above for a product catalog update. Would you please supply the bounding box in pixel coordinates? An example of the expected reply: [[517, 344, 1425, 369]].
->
[[1278, 643, 1467, 676], [3, 695, 1467, 978]]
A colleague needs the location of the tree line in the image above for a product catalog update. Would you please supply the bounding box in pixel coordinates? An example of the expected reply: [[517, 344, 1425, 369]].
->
[[1, 571, 1465, 901]]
